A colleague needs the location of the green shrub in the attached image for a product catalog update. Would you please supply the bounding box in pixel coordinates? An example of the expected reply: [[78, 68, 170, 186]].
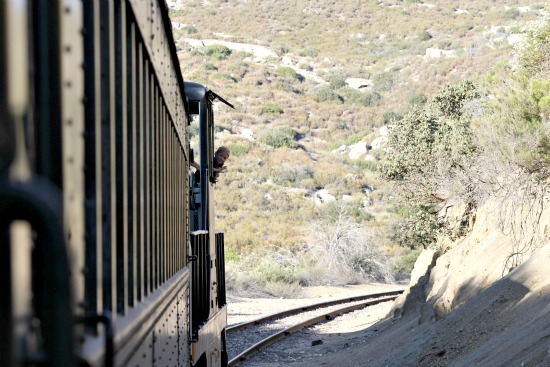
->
[[502, 8, 520, 20], [229, 62, 249, 79], [345, 136, 363, 146], [477, 72, 550, 177], [229, 142, 251, 157], [277, 81, 302, 94], [225, 246, 240, 261], [419, 31, 432, 41], [261, 104, 284, 115], [391, 203, 445, 249], [339, 88, 381, 107], [327, 74, 347, 89], [276, 66, 298, 79], [169, 9, 185, 17], [373, 71, 397, 92], [326, 140, 345, 151], [348, 159, 379, 173], [383, 111, 404, 124], [314, 85, 344, 104], [516, 20, 550, 76], [273, 164, 314, 187], [437, 40, 454, 50], [212, 73, 237, 82], [347, 202, 375, 222], [299, 47, 319, 57], [382, 80, 480, 248], [409, 93, 427, 107], [393, 248, 422, 277], [259, 126, 297, 148], [432, 80, 479, 119], [353, 91, 381, 107], [501, 20, 550, 176], [225, 252, 301, 296], [530, 79, 550, 116], [183, 25, 198, 34], [313, 168, 343, 189], [204, 44, 232, 60], [275, 43, 291, 54]]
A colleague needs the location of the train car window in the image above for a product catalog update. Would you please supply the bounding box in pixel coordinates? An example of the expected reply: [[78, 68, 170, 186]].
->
[[188, 100, 199, 115]]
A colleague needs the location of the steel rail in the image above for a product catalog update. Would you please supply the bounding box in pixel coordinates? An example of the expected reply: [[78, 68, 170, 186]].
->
[[227, 292, 402, 367], [227, 289, 404, 333]]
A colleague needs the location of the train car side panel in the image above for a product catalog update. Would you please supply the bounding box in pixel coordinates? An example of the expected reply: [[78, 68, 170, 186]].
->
[[115, 270, 190, 367], [127, 0, 188, 144], [60, 0, 86, 316], [1, 1, 228, 366], [77, 1, 192, 365]]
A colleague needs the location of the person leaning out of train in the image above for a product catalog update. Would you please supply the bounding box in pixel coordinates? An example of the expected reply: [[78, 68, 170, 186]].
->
[[212, 146, 230, 177], [190, 146, 230, 183]]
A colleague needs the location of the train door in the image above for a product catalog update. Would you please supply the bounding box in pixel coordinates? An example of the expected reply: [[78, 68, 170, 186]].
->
[[184, 82, 232, 367], [187, 82, 213, 232], [186, 82, 233, 233]]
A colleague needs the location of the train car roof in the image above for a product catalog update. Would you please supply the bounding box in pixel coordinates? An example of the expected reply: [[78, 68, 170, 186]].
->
[[184, 81, 207, 101], [184, 81, 234, 109]]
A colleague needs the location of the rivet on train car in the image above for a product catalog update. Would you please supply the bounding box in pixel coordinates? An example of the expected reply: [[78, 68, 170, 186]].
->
[[65, 45, 72, 53], [64, 6, 71, 14]]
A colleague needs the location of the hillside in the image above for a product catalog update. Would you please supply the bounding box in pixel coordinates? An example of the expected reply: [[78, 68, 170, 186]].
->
[[269, 188, 550, 366], [168, 1, 548, 294], [167, 2, 550, 364]]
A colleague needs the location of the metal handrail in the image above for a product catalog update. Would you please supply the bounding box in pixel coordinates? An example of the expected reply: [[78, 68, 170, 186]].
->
[[0, 174, 72, 367]]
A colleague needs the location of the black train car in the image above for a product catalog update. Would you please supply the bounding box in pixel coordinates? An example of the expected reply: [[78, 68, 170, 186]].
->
[[0, 1, 228, 366]]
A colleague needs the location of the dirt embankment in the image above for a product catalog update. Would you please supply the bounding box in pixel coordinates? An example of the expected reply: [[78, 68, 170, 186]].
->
[[321, 191, 550, 367]]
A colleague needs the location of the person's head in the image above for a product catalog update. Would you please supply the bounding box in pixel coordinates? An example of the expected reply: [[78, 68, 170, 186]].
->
[[214, 146, 230, 165]]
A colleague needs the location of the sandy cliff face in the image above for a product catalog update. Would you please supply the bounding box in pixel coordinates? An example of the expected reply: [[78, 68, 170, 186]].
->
[[386, 190, 550, 366], [425, 192, 549, 319]]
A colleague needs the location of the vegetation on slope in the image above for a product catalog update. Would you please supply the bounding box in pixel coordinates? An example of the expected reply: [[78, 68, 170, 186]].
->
[[170, 1, 548, 296], [383, 17, 550, 253]]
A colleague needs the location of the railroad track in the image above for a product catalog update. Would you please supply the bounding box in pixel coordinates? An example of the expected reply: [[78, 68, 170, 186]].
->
[[226, 289, 404, 367]]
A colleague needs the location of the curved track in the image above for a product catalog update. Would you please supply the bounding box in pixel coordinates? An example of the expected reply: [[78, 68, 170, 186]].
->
[[227, 290, 404, 367]]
